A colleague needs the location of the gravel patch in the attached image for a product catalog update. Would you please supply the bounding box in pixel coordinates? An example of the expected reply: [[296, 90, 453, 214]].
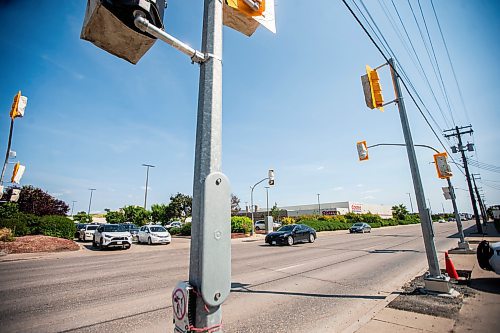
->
[[0, 235, 80, 254], [388, 272, 477, 319]]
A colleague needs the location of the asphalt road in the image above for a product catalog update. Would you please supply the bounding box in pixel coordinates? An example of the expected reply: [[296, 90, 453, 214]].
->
[[0, 220, 474, 333]]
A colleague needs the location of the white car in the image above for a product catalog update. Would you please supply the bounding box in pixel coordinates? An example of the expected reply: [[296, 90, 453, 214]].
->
[[254, 220, 281, 231], [93, 224, 132, 250], [166, 221, 182, 229], [79, 224, 99, 241], [138, 225, 172, 245]]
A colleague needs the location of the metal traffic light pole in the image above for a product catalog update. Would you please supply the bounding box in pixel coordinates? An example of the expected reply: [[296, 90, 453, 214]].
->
[[388, 58, 449, 291]]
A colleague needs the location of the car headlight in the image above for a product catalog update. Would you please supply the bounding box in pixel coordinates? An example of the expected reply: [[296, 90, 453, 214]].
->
[[151, 233, 158, 237], [104, 234, 112, 238]]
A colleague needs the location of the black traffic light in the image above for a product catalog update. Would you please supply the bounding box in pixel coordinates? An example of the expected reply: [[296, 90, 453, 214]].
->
[[81, 0, 167, 64]]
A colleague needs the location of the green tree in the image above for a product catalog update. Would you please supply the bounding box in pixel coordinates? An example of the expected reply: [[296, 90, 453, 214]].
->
[[151, 204, 169, 224], [231, 194, 241, 215], [73, 211, 93, 223], [16, 185, 69, 216], [122, 205, 151, 226], [166, 193, 192, 221], [270, 202, 280, 221], [392, 204, 409, 220], [105, 209, 125, 224]]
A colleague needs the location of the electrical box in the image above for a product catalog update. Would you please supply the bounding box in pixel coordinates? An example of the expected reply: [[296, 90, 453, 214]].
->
[[265, 216, 274, 234], [172, 281, 192, 333]]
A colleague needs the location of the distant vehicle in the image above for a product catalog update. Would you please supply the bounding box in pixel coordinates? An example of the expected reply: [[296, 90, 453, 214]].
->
[[265, 224, 316, 246], [74, 223, 87, 239], [438, 219, 446, 223], [79, 224, 99, 241], [93, 224, 132, 250], [138, 225, 171, 245], [448, 217, 456, 222], [254, 220, 281, 231], [349, 223, 371, 233], [121, 223, 140, 240], [166, 221, 182, 229]]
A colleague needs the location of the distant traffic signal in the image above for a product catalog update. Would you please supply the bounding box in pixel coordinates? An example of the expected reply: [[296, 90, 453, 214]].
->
[[10, 91, 28, 119], [11, 162, 26, 184], [361, 65, 384, 111], [268, 169, 275, 186], [433, 152, 452, 179], [356, 141, 369, 161]]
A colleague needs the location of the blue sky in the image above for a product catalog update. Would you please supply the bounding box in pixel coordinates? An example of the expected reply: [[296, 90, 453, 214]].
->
[[0, 0, 499, 215]]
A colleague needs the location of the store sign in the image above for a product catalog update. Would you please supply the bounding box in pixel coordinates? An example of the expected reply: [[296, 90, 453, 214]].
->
[[351, 204, 362, 213], [322, 210, 338, 216]]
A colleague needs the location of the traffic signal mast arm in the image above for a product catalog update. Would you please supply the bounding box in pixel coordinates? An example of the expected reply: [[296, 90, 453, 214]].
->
[[366, 143, 439, 154]]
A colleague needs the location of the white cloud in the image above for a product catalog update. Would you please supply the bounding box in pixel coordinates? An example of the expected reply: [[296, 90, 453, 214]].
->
[[333, 186, 343, 191]]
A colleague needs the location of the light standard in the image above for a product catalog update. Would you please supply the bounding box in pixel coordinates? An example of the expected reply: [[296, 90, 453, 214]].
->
[[406, 192, 414, 213], [265, 186, 270, 219], [142, 164, 155, 209], [71, 200, 77, 218], [87, 189, 96, 215], [317, 193, 321, 215], [250, 170, 275, 236]]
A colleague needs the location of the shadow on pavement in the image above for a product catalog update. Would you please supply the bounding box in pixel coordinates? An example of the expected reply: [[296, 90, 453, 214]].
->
[[469, 278, 500, 295], [369, 249, 420, 254], [230, 282, 386, 300]]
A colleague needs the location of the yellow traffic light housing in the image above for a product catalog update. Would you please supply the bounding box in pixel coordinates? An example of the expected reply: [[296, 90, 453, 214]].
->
[[433, 152, 452, 179], [11, 162, 26, 184], [356, 141, 369, 161], [10, 91, 27, 120], [361, 65, 384, 111], [226, 0, 265, 17]]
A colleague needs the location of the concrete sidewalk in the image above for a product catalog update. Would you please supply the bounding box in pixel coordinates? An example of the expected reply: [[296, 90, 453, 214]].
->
[[353, 221, 500, 333]]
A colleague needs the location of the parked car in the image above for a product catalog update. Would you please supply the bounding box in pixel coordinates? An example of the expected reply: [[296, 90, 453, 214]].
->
[[438, 219, 446, 223], [255, 220, 282, 231], [74, 223, 87, 239], [265, 224, 316, 246], [349, 223, 371, 233], [79, 224, 99, 241], [93, 224, 132, 250], [121, 223, 140, 240], [138, 225, 171, 245], [448, 217, 456, 222], [166, 221, 182, 229]]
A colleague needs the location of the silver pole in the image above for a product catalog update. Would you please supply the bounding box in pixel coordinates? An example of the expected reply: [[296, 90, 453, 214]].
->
[[265, 186, 270, 218], [447, 178, 466, 245], [251, 186, 255, 236], [189, 0, 225, 330], [389, 58, 441, 279], [407, 192, 414, 213], [142, 164, 155, 209], [87, 188, 96, 215]]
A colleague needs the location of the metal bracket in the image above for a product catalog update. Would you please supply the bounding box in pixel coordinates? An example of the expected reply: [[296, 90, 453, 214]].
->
[[200, 172, 231, 307]]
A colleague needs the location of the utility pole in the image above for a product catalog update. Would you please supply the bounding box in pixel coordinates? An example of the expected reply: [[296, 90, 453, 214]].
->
[[87, 188, 96, 215], [389, 58, 444, 286], [189, 1, 230, 331], [472, 174, 488, 226], [406, 192, 414, 213], [71, 200, 77, 218], [444, 126, 483, 234], [142, 164, 155, 209], [265, 186, 270, 218]]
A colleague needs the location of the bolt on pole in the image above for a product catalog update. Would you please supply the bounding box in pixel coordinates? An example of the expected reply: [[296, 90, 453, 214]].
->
[[389, 58, 442, 279]]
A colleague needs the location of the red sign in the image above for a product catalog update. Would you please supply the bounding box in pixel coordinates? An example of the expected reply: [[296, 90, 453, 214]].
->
[[351, 204, 362, 213]]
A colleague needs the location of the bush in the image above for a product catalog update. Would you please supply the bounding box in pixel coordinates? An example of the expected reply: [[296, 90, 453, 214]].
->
[[180, 223, 191, 236], [169, 227, 181, 235], [37, 215, 75, 240], [0, 215, 32, 236], [0, 202, 19, 219], [281, 217, 295, 225], [299, 219, 351, 232], [231, 216, 252, 233], [0, 228, 14, 242]]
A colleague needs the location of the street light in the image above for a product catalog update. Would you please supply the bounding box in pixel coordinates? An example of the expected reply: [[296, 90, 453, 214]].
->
[[265, 186, 270, 219], [406, 192, 414, 213], [71, 200, 77, 218], [142, 164, 155, 209], [87, 189, 96, 215], [250, 169, 275, 236]]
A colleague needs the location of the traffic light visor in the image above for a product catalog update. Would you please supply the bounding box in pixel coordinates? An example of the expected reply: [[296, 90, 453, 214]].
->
[[356, 141, 369, 161]]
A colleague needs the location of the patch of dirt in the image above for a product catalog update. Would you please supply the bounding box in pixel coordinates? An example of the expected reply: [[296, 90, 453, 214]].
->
[[388, 272, 477, 319], [0, 235, 80, 254]]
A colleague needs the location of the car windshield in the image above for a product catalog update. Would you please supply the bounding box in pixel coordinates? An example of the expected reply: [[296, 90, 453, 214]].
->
[[353, 223, 364, 227], [278, 225, 295, 232], [150, 226, 166, 232], [87, 225, 98, 230], [103, 224, 126, 232]]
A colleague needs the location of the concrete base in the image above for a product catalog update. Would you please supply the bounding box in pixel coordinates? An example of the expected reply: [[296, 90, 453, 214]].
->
[[449, 241, 476, 254], [424, 275, 453, 294]]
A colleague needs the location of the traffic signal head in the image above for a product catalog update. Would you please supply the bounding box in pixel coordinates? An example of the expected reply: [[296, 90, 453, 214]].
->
[[433, 152, 452, 179], [81, 0, 166, 64], [11, 162, 26, 184], [223, 0, 276, 36], [356, 141, 369, 161], [361, 65, 384, 111], [10, 91, 28, 120], [268, 169, 275, 186]]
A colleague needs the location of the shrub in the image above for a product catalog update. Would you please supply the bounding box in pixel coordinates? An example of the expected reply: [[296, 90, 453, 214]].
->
[[281, 217, 295, 225], [0, 228, 14, 242], [0, 216, 31, 236], [299, 219, 351, 232], [169, 227, 181, 235], [231, 216, 252, 233], [367, 222, 381, 228], [0, 202, 19, 219], [37, 215, 75, 240], [180, 223, 191, 236]]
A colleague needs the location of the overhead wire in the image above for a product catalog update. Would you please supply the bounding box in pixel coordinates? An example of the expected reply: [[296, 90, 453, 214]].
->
[[342, 0, 457, 164]]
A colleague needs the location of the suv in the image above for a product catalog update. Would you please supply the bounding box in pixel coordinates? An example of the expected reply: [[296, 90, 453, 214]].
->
[[121, 223, 140, 240], [79, 224, 99, 241], [93, 224, 132, 250], [255, 220, 281, 231], [138, 225, 171, 245], [74, 223, 87, 239]]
